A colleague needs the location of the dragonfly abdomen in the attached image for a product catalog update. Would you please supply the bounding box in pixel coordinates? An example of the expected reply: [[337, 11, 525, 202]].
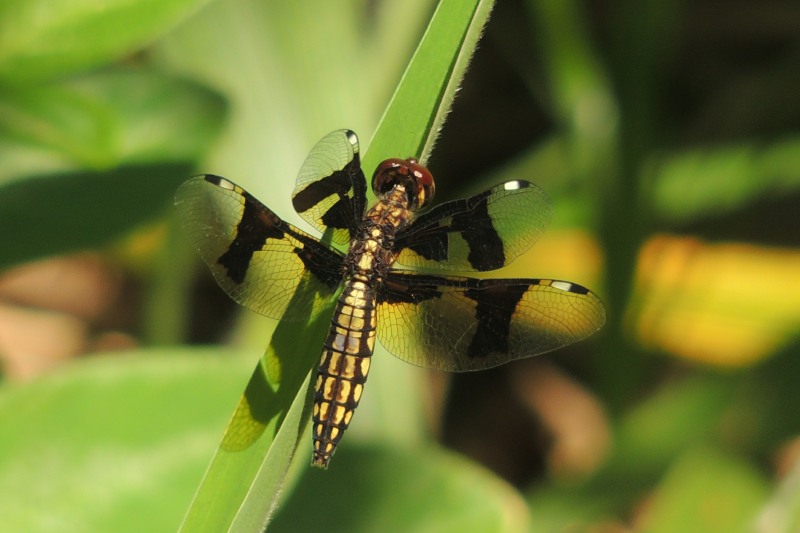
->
[[311, 279, 377, 468]]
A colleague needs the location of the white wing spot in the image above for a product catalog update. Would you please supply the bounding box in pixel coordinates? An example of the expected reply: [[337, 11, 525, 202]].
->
[[345, 131, 359, 150], [551, 281, 574, 292], [217, 178, 236, 191]]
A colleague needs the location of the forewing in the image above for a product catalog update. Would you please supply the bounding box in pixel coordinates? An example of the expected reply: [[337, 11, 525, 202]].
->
[[376, 272, 605, 371], [291, 129, 367, 246], [394, 180, 552, 272], [175, 175, 344, 321]]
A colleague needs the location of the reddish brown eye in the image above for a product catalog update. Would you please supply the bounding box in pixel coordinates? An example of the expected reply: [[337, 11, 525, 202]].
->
[[372, 159, 406, 195], [407, 159, 435, 209], [371, 157, 436, 210]]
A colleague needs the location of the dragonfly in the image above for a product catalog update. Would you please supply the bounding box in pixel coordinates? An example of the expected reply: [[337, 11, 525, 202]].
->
[[175, 129, 605, 468]]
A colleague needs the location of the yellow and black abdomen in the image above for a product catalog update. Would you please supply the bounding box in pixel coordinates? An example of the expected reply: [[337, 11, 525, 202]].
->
[[312, 278, 377, 467]]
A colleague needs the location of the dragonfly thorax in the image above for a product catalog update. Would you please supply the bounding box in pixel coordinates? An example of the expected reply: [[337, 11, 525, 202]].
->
[[344, 189, 410, 283]]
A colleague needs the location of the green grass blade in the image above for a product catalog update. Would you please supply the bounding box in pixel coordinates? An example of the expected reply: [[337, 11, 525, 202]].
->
[[179, 0, 493, 530], [363, 0, 494, 172], [178, 281, 331, 532]]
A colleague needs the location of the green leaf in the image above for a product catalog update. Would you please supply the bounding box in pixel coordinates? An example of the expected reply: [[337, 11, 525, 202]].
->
[[0, 348, 252, 532], [652, 137, 800, 223], [639, 447, 768, 533], [609, 375, 736, 480], [178, 0, 494, 530], [526, 375, 739, 528], [528, 484, 617, 533], [0, 68, 225, 269], [0, 68, 226, 177], [0, 0, 213, 83], [0, 164, 189, 270], [269, 446, 530, 533]]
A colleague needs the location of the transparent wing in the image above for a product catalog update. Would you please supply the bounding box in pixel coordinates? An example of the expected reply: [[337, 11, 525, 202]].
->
[[175, 175, 344, 321], [394, 180, 552, 271], [376, 271, 605, 371], [291, 129, 367, 246]]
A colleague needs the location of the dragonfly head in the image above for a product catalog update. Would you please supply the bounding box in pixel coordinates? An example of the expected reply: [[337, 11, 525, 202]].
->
[[372, 157, 435, 210]]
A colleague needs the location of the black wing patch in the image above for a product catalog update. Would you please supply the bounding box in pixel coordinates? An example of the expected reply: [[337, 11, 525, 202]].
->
[[175, 175, 345, 321], [376, 271, 605, 371], [291, 130, 367, 246], [393, 180, 552, 271]]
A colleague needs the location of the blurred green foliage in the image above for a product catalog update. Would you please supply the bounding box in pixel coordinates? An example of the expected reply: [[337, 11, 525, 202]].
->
[[0, 0, 799, 532]]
